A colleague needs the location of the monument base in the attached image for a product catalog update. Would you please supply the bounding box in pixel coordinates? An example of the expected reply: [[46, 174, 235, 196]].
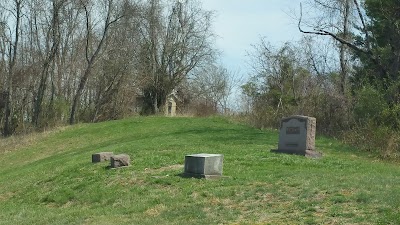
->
[[271, 149, 322, 159], [182, 173, 225, 179]]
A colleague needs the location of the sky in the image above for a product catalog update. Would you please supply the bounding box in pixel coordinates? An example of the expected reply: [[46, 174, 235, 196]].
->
[[201, 0, 302, 78]]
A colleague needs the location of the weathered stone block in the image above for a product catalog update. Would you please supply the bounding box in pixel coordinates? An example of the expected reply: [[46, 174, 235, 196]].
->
[[92, 152, 114, 163], [184, 153, 223, 178], [110, 154, 131, 168]]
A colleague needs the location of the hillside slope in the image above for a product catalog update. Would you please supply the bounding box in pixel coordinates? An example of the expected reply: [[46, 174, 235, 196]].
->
[[0, 117, 399, 224]]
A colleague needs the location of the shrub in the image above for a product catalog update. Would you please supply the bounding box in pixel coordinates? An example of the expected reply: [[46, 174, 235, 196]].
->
[[342, 121, 400, 158], [380, 104, 400, 130], [353, 86, 387, 124]]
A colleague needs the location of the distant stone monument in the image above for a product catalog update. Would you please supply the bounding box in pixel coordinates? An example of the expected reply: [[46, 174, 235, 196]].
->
[[110, 154, 131, 168], [272, 115, 321, 158], [92, 152, 114, 163], [184, 153, 223, 179], [165, 90, 178, 117]]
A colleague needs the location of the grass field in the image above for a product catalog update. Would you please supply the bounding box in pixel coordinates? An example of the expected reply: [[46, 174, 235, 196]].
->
[[0, 116, 399, 224]]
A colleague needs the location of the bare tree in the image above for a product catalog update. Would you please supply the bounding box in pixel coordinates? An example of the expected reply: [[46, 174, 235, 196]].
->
[[91, 1, 141, 122], [190, 63, 239, 113], [0, 0, 217, 134], [32, 0, 66, 126], [69, 0, 123, 124], [297, 0, 354, 95], [248, 39, 303, 113], [138, 0, 215, 114], [298, 0, 387, 80], [1, 0, 23, 136]]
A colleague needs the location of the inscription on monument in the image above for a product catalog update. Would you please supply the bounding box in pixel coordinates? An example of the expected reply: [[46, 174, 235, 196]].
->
[[286, 127, 300, 134], [286, 143, 299, 147]]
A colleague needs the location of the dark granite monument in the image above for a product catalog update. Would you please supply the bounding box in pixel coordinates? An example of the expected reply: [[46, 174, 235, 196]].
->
[[92, 152, 114, 163]]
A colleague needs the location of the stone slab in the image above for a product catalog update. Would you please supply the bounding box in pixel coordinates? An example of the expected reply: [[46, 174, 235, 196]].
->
[[110, 154, 131, 168], [184, 153, 223, 178], [92, 152, 114, 163]]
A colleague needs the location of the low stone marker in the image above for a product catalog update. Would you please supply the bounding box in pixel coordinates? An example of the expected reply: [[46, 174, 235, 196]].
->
[[272, 115, 322, 158], [92, 152, 114, 163], [110, 154, 131, 168], [184, 153, 223, 179]]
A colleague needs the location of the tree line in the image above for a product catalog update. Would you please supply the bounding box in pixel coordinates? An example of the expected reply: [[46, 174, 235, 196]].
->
[[4, 0, 398, 157], [0, 0, 235, 137], [242, 0, 400, 157]]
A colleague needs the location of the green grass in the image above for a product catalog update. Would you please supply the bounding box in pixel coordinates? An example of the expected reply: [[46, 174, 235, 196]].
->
[[0, 116, 400, 224]]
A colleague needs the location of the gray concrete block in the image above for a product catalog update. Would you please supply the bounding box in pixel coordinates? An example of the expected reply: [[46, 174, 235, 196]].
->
[[184, 153, 223, 178]]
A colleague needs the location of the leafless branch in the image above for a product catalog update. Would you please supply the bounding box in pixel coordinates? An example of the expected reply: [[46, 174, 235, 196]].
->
[[353, 0, 370, 50], [298, 2, 386, 76]]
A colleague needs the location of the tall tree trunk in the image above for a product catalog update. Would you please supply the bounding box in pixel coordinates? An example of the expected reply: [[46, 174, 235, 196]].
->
[[69, 61, 94, 125], [3, 0, 21, 137], [339, 0, 350, 95], [32, 1, 63, 126], [69, 0, 121, 124], [150, 0, 160, 114], [153, 92, 158, 113]]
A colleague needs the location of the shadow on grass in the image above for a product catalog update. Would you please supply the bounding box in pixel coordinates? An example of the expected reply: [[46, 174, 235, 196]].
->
[[175, 172, 202, 179], [175, 172, 231, 180], [104, 165, 112, 170]]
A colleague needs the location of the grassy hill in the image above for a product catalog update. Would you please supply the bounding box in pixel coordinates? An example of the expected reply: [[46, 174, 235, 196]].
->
[[0, 116, 399, 224]]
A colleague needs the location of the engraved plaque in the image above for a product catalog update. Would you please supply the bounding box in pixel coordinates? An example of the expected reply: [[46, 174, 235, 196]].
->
[[286, 127, 300, 134]]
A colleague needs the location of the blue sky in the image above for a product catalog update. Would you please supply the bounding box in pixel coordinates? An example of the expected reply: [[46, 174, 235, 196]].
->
[[201, 0, 302, 77]]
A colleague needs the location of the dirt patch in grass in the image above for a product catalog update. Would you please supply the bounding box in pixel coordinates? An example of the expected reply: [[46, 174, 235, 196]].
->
[[145, 204, 167, 216], [0, 192, 15, 201]]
